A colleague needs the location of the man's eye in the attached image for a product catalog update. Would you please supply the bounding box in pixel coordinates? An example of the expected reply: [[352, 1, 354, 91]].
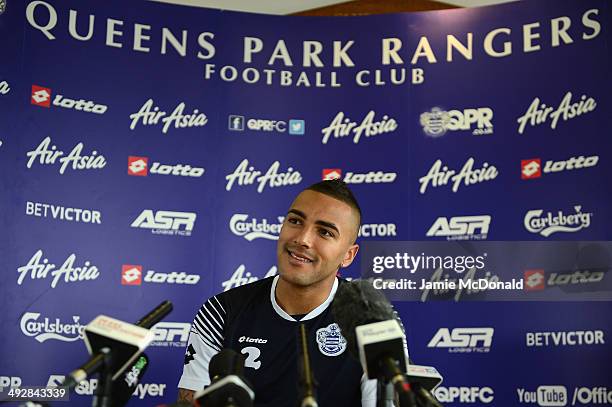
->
[[288, 218, 301, 225], [319, 229, 333, 238]]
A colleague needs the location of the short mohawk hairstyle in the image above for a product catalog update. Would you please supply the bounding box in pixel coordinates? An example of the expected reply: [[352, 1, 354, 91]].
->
[[305, 179, 362, 228]]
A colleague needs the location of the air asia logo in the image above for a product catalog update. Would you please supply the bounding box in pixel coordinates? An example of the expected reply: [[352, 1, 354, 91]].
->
[[30, 85, 107, 113], [524, 205, 593, 237], [322, 168, 397, 184], [419, 158, 498, 194], [121, 265, 200, 285], [222, 264, 277, 291], [427, 328, 493, 353], [17, 250, 100, 289], [420, 107, 493, 137], [526, 330, 605, 347], [426, 216, 490, 240], [321, 111, 398, 144], [517, 91, 597, 135], [228, 115, 305, 135], [131, 210, 196, 237], [46, 375, 166, 399], [521, 155, 598, 179], [225, 159, 302, 193], [26, 137, 107, 174], [434, 387, 494, 404], [0, 80, 10, 95], [230, 214, 284, 241], [129, 99, 208, 134], [316, 323, 347, 356], [523, 269, 605, 292], [150, 322, 191, 347], [26, 201, 102, 224], [20, 312, 85, 343], [127, 156, 204, 177]]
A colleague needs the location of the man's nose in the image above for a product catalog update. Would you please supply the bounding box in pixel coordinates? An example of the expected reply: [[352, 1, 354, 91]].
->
[[293, 225, 315, 247]]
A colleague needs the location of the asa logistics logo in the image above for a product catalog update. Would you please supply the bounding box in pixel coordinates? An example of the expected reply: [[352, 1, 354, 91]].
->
[[427, 327, 494, 353], [31, 85, 107, 114], [426, 215, 490, 240], [131, 210, 196, 237]]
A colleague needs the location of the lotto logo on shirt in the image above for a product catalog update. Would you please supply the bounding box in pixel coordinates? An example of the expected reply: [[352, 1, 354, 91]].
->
[[128, 156, 148, 176], [122, 265, 143, 285], [31, 85, 52, 107]]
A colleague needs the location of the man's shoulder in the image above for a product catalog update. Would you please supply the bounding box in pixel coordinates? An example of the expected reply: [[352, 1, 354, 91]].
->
[[215, 275, 275, 305]]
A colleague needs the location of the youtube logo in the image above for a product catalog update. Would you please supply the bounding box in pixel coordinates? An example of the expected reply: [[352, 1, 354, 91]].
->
[[521, 159, 541, 179], [121, 265, 142, 285], [322, 168, 342, 180], [524, 269, 545, 291], [31, 85, 52, 107], [128, 156, 148, 176]]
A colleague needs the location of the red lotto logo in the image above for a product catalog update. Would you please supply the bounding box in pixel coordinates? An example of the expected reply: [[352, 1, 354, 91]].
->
[[31, 85, 52, 107], [521, 159, 541, 179], [524, 269, 545, 291], [122, 265, 143, 285], [128, 156, 148, 176], [322, 168, 342, 180]]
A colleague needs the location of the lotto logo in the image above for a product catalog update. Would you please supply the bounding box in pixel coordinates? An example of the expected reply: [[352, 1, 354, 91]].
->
[[289, 120, 305, 135], [521, 159, 541, 179], [524, 270, 545, 291], [31, 85, 52, 107], [322, 169, 342, 180], [228, 115, 245, 131], [122, 265, 142, 285], [128, 156, 148, 176]]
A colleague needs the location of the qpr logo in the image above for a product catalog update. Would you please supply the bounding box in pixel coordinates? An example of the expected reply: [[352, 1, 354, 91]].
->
[[316, 323, 347, 356], [420, 107, 493, 137]]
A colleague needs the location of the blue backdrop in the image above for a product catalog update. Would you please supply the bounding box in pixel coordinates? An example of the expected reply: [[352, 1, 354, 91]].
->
[[1, 0, 610, 405]]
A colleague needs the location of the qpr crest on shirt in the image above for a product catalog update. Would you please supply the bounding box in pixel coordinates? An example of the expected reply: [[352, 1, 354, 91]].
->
[[316, 323, 347, 356]]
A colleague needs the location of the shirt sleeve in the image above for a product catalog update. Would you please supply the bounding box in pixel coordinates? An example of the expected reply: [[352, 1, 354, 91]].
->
[[178, 295, 227, 391]]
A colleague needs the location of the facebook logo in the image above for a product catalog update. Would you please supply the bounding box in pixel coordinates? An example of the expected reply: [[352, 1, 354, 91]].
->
[[288, 119, 305, 135], [228, 115, 245, 131]]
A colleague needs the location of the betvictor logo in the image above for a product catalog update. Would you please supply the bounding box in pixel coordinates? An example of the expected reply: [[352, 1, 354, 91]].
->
[[20, 312, 85, 343], [524, 205, 593, 237], [229, 214, 284, 241]]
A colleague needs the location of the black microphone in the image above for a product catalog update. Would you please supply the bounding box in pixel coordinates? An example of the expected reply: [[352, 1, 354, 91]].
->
[[62, 301, 172, 389], [194, 349, 254, 407], [332, 280, 414, 405], [110, 353, 150, 407], [298, 324, 318, 407]]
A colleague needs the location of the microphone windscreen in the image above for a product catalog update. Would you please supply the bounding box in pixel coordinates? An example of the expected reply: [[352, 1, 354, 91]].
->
[[332, 279, 395, 357], [209, 349, 246, 380], [111, 353, 149, 407]]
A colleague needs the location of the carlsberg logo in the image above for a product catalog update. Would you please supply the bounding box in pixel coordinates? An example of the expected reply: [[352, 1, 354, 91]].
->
[[20, 312, 85, 343], [524, 205, 593, 237], [229, 214, 284, 241]]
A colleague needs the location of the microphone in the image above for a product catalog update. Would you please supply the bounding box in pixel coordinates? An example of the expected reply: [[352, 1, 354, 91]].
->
[[194, 349, 254, 407], [298, 324, 318, 407], [332, 280, 413, 405], [62, 301, 172, 389], [110, 353, 150, 407]]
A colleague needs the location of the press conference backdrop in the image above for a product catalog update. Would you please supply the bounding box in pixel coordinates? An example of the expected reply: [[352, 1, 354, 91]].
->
[[0, 0, 610, 405]]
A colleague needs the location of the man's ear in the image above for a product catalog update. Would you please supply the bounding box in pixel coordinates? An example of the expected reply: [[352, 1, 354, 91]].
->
[[341, 244, 360, 268]]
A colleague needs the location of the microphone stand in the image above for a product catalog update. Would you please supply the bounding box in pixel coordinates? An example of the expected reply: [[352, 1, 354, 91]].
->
[[92, 347, 113, 407]]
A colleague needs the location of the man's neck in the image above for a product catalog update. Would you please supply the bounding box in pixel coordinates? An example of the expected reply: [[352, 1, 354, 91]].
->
[[275, 276, 335, 316]]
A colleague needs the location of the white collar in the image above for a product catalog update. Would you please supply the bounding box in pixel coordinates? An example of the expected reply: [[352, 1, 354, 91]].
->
[[270, 275, 338, 322]]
